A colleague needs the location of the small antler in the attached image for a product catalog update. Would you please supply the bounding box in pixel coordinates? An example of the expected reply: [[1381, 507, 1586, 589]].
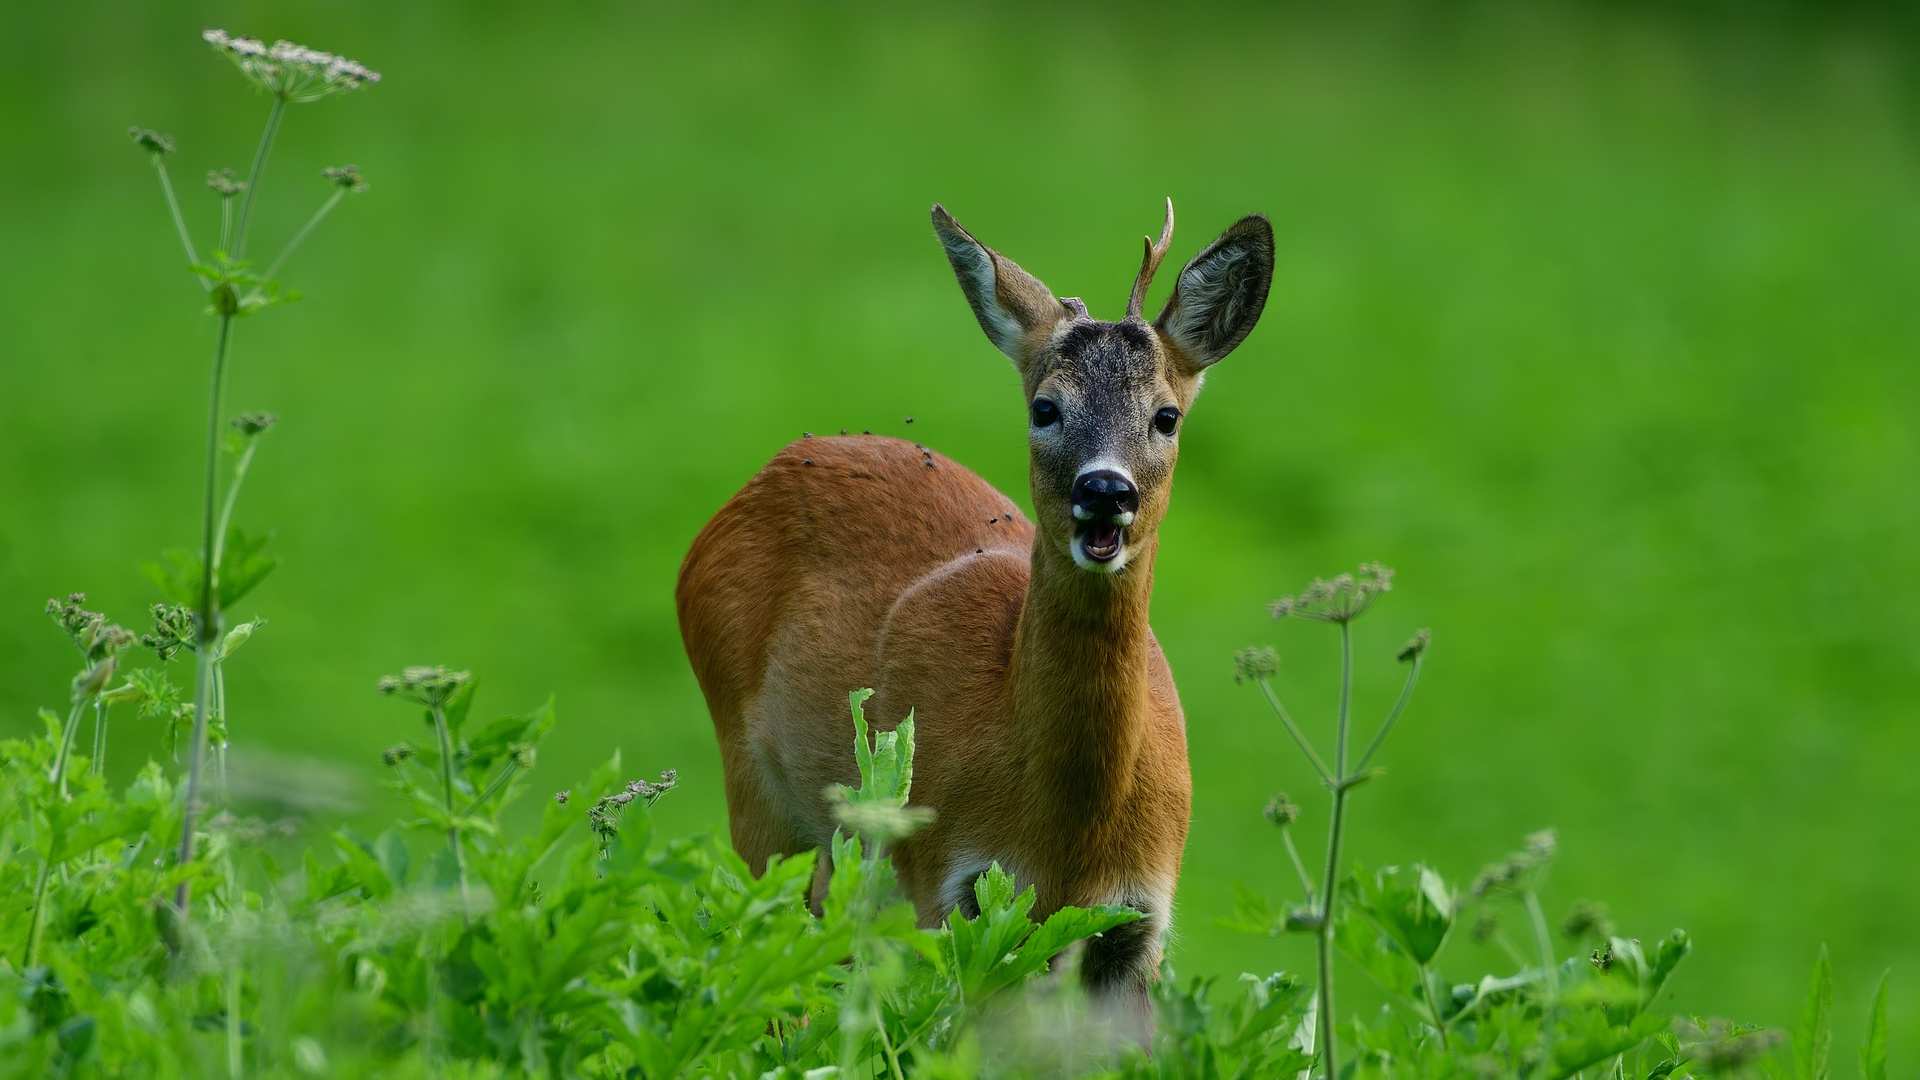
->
[[1125, 197, 1176, 320]]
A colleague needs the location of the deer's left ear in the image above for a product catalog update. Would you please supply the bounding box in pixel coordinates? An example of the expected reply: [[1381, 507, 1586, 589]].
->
[[1155, 214, 1274, 372]]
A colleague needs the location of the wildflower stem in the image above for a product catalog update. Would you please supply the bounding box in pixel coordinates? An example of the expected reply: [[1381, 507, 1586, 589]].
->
[[1282, 826, 1314, 899], [1313, 618, 1355, 1080], [213, 438, 261, 570], [261, 188, 344, 282], [1256, 678, 1334, 785], [90, 699, 107, 777], [232, 96, 285, 262], [429, 703, 472, 921], [50, 695, 89, 799], [24, 857, 53, 968], [1354, 655, 1422, 774], [150, 155, 209, 291], [175, 311, 235, 914]]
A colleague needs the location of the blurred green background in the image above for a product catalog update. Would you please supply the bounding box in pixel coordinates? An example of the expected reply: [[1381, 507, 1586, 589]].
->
[[4, 0, 1917, 1056]]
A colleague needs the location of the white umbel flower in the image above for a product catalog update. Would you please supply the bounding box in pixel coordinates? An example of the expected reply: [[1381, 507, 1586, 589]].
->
[[203, 28, 381, 102]]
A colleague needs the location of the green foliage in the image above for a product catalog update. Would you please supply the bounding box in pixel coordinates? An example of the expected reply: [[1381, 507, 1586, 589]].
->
[[1859, 971, 1888, 1080], [1798, 946, 1834, 1080]]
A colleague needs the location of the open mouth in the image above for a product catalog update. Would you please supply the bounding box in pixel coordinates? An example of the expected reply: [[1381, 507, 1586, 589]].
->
[[1080, 522, 1124, 563]]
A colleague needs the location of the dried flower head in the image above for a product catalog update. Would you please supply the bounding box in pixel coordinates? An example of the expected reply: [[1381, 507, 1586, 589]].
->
[[1471, 828, 1558, 899], [1679, 1019, 1786, 1074], [381, 742, 415, 767], [1397, 628, 1431, 663], [587, 770, 680, 855], [129, 126, 176, 155], [1232, 645, 1279, 684], [203, 29, 381, 102], [1269, 562, 1394, 624], [321, 165, 368, 193], [1562, 899, 1614, 941], [231, 411, 278, 436], [206, 168, 246, 197], [1262, 792, 1301, 827], [376, 665, 472, 708], [142, 603, 197, 660], [47, 593, 135, 664]]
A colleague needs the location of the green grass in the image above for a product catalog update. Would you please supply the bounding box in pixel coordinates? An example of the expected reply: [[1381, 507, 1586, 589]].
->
[[3, 0, 1917, 1061]]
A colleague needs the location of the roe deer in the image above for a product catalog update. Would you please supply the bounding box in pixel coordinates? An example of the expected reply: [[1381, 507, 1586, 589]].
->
[[677, 201, 1274, 1015]]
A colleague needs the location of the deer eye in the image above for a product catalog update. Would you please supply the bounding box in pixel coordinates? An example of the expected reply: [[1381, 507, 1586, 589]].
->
[[1031, 398, 1060, 428], [1154, 407, 1181, 436]]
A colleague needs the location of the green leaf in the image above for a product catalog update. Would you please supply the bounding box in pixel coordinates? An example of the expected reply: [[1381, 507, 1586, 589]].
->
[[1796, 945, 1833, 1080], [216, 524, 279, 607], [1859, 969, 1888, 1080], [141, 549, 201, 606], [1547, 1012, 1669, 1080], [1213, 881, 1290, 938], [465, 696, 554, 774], [1349, 863, 1455, 966]]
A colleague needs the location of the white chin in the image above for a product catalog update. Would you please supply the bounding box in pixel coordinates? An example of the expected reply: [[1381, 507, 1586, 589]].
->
[[1070, 540, 1130, 575]]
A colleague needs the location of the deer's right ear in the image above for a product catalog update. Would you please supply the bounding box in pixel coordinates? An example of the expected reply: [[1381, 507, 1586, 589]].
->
[[932, 205, 1070, 366]]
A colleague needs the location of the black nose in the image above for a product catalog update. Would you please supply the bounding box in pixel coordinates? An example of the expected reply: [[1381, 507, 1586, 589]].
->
[[1072, 470, 1138, 519]]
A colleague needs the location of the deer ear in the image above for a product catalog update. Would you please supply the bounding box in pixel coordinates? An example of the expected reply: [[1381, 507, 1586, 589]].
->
[[932, 204, 1070, 366], [1155, 214, 1274, 372]]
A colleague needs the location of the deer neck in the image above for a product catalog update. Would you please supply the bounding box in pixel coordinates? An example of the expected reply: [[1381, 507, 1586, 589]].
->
[[1007, 533, 1159, 832]]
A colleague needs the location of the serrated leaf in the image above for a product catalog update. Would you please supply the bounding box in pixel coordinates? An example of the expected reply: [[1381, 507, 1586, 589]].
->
[[1350, 863, 1455, 966]]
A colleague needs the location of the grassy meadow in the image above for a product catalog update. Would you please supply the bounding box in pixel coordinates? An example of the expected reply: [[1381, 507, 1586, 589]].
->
[[3, 0, 1917, 1060]]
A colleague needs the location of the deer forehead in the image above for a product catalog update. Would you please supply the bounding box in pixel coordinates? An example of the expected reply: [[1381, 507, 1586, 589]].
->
[[1027, 320, 1187, 409]]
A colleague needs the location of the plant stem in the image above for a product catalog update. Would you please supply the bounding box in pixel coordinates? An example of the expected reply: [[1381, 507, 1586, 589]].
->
[[176, 311, 235, 913], [232, 97, 285, 263], [261, 189, 344, 282], [1257, 678, 1335, 785], [1418, 960, 1450, 1048], [90, 699, 107, 777], [1282, 826, 1314, 899], [214, 661, 230, 802], [50, 695, 88, 799], [1314, 619, 1356, 1080], [1354, 656, 1421, 775], [876, 1010, 907, 1080], [150, 155, 210, 291], [429, 703, 472, 920], [24, 857, 53, 968], [214, 437, 262, 565]]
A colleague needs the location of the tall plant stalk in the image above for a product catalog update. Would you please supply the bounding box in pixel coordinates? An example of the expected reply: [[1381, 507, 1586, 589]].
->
[[1313, 621, 1354, 1078], [429, 699, 472, 916], [1238, 563, 1428, 1080], [142, 29, 378, 915], [175, 310, 236, 908]]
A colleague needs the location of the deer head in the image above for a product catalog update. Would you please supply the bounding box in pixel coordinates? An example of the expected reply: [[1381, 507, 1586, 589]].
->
[[932, 201, 1275, 575]]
